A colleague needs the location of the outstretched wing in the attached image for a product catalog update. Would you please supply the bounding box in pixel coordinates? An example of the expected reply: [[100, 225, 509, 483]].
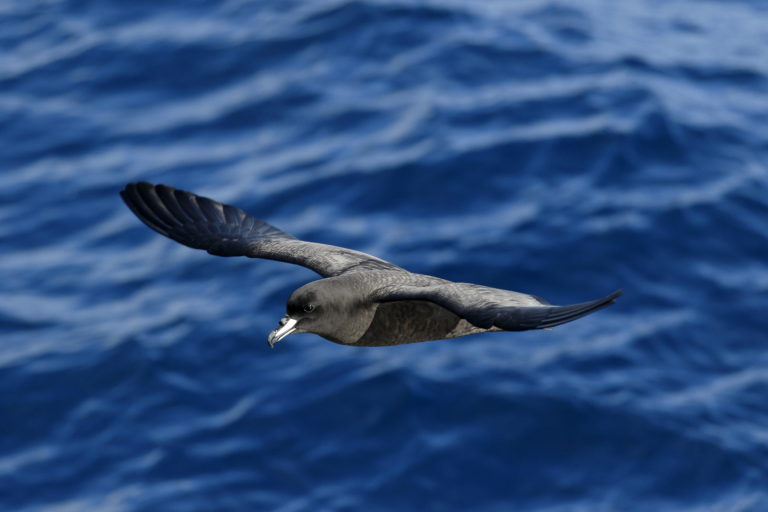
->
[[120, 182, 402, 277], [373, 282, 621, 331]]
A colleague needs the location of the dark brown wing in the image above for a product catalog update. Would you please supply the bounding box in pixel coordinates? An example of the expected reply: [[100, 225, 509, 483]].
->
[[373, 282, 621, 331], [120, 182, 403, 277]]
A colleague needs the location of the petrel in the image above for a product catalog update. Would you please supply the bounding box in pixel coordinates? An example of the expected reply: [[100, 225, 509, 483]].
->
[[121, 183, 621, 347]]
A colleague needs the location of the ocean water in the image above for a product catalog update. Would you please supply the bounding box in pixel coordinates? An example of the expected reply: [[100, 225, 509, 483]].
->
[[2, 0, 768, 510]]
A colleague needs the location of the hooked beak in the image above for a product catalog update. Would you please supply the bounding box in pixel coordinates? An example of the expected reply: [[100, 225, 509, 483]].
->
[[267, 316, 298, 348]]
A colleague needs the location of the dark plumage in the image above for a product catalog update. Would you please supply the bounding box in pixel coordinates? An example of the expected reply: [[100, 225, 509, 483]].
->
[[121, 182, 621, 347]]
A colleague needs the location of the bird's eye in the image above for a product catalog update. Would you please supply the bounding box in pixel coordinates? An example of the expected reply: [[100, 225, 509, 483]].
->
[[303, 304, 315, 313]]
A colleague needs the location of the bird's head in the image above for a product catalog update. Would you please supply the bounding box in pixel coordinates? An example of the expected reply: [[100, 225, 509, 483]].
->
[[267, 278, 375, 347]]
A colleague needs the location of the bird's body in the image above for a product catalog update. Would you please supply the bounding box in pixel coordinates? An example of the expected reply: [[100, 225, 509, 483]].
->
[[356, 297, 492, 346], [284, 271, 489, 346], [121, 183, 620, 347]]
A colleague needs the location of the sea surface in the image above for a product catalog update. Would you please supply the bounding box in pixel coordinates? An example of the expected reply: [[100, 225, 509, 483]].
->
[[2, 0, 768, 510]]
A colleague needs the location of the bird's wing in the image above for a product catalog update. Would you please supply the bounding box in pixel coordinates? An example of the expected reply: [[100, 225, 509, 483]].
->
[[373, 282, 621, 331], [121, 182, 403, 278]]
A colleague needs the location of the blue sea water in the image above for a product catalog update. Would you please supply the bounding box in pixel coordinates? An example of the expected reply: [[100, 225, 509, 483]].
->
[[2, 0, 768, 510]]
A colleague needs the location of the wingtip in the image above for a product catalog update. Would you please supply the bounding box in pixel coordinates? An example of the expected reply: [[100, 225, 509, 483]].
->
[[530, 288, 622, 330], [595, 289, 622, 310], [121, 181, 162, 195]]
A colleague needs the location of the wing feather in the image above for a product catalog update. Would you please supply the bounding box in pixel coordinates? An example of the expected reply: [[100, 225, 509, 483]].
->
[[374, 282, 620, 331], [121, 182, 402, 277]]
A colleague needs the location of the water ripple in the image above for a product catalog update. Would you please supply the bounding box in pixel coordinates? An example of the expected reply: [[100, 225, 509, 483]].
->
[[3, 0, 768, 510]]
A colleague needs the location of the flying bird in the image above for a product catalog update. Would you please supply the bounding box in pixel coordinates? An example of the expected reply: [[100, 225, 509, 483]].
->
[[121, 183, 621, 347]]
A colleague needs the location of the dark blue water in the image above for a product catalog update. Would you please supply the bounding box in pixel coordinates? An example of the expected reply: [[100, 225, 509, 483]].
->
[[3, 0, 768, 510]]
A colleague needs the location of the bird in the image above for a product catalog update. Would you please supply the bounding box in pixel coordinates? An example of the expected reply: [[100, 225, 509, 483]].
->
[[120, 182, 621, 348]]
